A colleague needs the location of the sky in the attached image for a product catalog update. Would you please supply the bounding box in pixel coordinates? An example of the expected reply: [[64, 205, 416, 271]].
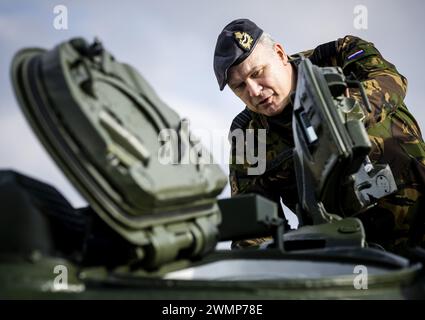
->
[[1, 0, 424, 215]]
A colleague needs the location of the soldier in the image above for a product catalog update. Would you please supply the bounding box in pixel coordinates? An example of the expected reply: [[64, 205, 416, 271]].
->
[[213, 18, 425, 253]]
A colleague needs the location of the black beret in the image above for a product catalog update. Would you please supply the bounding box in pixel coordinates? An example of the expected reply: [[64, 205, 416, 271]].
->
[[213, 19, 263, 90]]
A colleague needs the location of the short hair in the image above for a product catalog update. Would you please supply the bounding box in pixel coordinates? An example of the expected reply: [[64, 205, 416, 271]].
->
[[258, 33, 277, 52]]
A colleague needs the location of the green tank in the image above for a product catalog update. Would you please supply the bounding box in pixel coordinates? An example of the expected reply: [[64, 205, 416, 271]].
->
[[1, 37, 424, 300]]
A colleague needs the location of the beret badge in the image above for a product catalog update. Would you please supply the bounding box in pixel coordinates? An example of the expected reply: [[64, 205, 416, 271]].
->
[[234, 31, 254, 51]]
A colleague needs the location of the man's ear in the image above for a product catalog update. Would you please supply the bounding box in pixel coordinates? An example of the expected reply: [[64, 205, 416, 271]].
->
[[274, 43, 288, 65]]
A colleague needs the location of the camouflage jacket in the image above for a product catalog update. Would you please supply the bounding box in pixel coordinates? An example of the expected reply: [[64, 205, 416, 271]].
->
[[229, 35, 425, 250]]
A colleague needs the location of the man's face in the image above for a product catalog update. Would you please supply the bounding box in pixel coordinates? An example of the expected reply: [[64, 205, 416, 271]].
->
[[228, 42, 294, 117]]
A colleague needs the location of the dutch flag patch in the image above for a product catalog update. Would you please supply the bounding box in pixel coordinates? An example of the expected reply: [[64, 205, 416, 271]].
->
[[347, 49, 365, 60]]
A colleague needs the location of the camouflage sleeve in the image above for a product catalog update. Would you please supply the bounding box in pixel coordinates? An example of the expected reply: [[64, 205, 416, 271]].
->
[[228, 109, 276, 199], [229, 151, 279, 200], [229, 136, 284, 249], [228, 109, 297, 214], [335, 35, 408, 127], [228, 128, 285, 210]]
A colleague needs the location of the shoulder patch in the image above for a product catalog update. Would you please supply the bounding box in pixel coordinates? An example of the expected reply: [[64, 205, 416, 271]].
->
[[347, 49, 365, 60]]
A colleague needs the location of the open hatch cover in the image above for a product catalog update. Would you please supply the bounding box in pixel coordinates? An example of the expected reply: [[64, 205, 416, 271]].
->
[[11, 38, 227, 264]]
